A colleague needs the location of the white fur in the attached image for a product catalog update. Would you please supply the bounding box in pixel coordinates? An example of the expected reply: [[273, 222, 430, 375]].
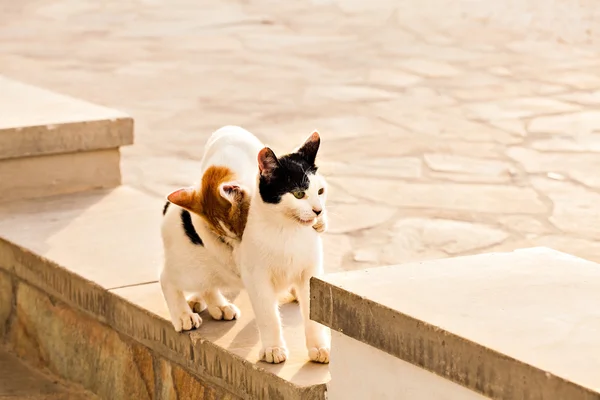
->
[[160, 126, 262, 331], [237, 171, 331, 364]]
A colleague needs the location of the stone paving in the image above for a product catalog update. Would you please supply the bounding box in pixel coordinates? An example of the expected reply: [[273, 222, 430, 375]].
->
[[2, 0, 600, 272]]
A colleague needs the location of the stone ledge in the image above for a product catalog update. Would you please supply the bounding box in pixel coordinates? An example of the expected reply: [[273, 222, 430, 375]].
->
[[0, 75, 133, 160], [0, 148, 122, 203], [310, 248, 600, 400], [0, 186, 328, 400]]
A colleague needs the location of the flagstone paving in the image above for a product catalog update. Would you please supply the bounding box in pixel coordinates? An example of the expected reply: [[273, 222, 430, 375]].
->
[[2, 0, 600, 271]]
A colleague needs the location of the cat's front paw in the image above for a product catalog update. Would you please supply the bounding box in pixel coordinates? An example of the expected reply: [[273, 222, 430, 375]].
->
[[308, 346, 330, 363], [259, 346, 289, 364], [208, 303, 241, 321], [312, 216, 328, 233], [172, 311, 202, 332]]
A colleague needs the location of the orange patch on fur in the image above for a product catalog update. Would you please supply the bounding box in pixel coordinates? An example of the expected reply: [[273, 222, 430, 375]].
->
[[196, 165, 250, 240], [168, 166, 250, 242]]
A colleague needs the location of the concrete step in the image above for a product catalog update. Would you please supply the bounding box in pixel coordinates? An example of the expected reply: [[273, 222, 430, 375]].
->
[[0, 76, 133, 203], [0, 186, 328, 400], [311, 248, 600, 400], [0, 347, 96, 400]]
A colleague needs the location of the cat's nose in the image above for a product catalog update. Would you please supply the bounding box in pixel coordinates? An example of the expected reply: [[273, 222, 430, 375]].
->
[[313, 209, 322, 216]]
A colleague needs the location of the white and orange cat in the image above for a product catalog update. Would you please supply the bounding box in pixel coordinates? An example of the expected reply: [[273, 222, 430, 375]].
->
[[160, 126, 330, 363], [160, 126, 261, 331]]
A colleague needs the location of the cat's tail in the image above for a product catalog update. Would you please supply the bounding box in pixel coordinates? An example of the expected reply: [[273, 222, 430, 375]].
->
[[278, 288, 298, 304]]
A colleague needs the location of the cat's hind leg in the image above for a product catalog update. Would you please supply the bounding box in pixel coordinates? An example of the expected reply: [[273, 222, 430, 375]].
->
[[187, 293, 208, 314], [203, 289, 241, 321], [160, 271, 202, 332], [278, 287, 297, 304]]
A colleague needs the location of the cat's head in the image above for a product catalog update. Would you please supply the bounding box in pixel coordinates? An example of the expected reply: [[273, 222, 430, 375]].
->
[[257, 131, 327, 226], [167, 165, 250, 243]]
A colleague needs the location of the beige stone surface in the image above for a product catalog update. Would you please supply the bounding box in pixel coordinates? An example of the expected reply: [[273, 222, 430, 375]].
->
[[424, 154, 515, 183], [325, 203, 397, 234], [398, 59, 461, 78], [379, 218, 510, 263], [0, 186, 163, 289], [0, 76, 133, 160], [311, 247, 600, 399], [507, 147, 600, 188], [3, 0, 600, 270], [558, 91, 600, 106], [463, 97, 580, 120], [528, 111, 600, 137], [531, 177, 600, 240], [0, 148, 122, 203], [330, 178, 547, 214]]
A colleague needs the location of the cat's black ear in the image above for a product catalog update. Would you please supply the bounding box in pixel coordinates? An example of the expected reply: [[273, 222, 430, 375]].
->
[[297, 131, 320, 165], [258, 147, 279, 179]]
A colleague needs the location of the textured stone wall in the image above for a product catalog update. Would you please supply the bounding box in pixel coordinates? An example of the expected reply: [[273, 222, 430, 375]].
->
[[0, 270, 238, 400]]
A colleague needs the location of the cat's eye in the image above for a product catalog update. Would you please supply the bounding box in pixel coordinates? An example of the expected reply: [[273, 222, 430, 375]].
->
[[318, 188, 324, 195], [293, 191, 306, 199]]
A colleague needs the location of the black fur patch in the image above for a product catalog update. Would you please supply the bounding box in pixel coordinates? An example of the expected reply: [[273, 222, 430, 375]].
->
[[259, 153, 318, 204], [162, 201, 170, 215], [180, 209, 203, 246]]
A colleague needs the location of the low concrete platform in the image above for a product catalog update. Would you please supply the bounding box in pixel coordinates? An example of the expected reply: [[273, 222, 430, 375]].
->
[[311, 248, 600, 400], [0, 186, 328, 399], [0, 75, 132, 160], [0, 76, 133, 202]]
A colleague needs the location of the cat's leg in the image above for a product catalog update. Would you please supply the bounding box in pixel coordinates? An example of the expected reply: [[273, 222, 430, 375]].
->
[[186, 293, 207, 314], [295, 277, 330, 363], [278, 287, 297, 304], [159, 271, 202, 332], [203, 289, 241, 321], [242, 269, 288, 364]]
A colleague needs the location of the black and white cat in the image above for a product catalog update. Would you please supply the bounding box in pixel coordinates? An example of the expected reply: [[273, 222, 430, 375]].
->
[[237, 131, 330, 364]]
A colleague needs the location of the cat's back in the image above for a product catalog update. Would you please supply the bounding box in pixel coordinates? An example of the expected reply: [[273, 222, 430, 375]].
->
[[201, 126, 264, 187]]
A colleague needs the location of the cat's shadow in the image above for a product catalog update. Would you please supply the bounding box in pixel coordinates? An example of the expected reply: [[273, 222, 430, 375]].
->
[[195, 302, 329, 381], [226, 310, 304, 375], [197, 291, 304, 365]]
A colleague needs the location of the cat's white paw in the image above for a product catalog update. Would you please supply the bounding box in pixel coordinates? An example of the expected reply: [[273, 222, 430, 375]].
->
[[308, 346, 330, 363], [260, 346, 289, 364], [312, 218, 327, 233], [208, 303, 241, 321], [173, 311, 202, 332]]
